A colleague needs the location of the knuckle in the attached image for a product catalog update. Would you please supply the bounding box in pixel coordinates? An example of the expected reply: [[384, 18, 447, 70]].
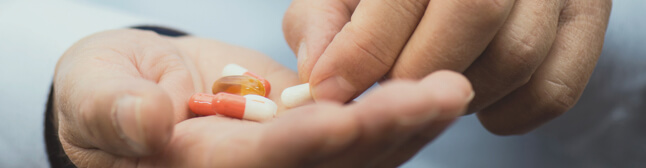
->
[[496, 35, 546, 87], [458, 0, 512, 24], [541, 78, 579, 118], [476, 0, 510, 13], [498, 60, 534, 88], [385, 0, 428, 19], [502, 62, 536, 88], [507, 36, 542, 63], [345, 25, 396, 70]]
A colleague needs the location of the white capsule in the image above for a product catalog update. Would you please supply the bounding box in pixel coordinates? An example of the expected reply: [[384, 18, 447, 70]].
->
[[243, 94, 277, 121], [222, 63, 249, 76], [281, 83, 314, 108]]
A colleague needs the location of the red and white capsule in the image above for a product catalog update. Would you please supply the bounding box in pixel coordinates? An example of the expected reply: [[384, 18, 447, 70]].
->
[[189, 92, 277, 122], [222, 64, 271, 96]]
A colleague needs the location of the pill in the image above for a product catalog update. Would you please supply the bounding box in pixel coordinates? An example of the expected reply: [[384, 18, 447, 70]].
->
[[212, 75, 267, 96], [222, 64, 271, 96], [189, 92, 277, 122], [281, 83, 314, 108]]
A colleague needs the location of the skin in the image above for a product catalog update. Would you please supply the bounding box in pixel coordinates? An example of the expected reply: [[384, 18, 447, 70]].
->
[[283, 0, 613, 135], [54, 29, 474, 167]]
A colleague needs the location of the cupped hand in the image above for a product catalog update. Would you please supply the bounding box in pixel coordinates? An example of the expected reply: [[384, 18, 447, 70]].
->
[[54, 29, 473, 167], [283, 0, 612, 135]]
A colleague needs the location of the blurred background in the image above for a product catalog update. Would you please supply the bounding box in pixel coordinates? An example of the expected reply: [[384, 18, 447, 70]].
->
[[0, 0, 644, 167]]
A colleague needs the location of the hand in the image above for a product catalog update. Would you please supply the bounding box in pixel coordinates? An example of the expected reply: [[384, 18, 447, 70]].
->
[[53, 29, 473, 167], [283, 0, 612, 135]]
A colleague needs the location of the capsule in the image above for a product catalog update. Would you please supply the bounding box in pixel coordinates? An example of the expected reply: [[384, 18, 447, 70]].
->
[[212, 75, 267, 96], [281, 83, 314, 108], [222, 64, 271, 96], [189, 92, 277, 122]]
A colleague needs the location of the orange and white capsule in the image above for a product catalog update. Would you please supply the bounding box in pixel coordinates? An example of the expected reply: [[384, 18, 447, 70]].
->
[[189, 93, 277, 122], [222, 64, 271, 96]]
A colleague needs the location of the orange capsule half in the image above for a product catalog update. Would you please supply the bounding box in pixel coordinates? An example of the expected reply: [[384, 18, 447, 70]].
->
[[189, 93, 277, 122]]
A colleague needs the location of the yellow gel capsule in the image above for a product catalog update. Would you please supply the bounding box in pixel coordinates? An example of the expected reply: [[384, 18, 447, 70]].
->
[[212, 75, 266, 97]]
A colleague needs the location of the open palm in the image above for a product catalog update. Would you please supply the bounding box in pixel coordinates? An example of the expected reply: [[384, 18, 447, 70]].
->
[[54, 29, 473, 167]]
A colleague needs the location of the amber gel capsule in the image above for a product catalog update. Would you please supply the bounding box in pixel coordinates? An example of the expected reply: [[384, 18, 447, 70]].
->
[[189, 93, 277, 122], [212, 75, 267, 96], [222, 64, 271, 96]]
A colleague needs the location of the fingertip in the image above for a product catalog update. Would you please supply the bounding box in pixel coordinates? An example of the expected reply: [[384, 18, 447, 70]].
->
[[296, 42, 311, 83], [108, 85, 174, 156], [135, 87, 175, 154], [420, 70, 475, 118], [311, 75, 357, 103], [260, 103, 360, 162], [422, 70, 474, 100]]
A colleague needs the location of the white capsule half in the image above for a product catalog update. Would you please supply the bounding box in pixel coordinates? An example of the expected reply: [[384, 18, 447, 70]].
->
[[243, 94, 277, 122], [222, 63, 248, 76], [281, 83, 314, 108]]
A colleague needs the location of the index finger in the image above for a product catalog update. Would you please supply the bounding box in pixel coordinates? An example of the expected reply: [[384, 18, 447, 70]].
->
[[308, 0, 430, 102]]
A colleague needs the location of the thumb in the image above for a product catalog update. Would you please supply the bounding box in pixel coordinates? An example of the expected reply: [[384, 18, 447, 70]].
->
[[53, 30, 181, 158], [282, 0, 357, 82], [57, 77, 175, 157]]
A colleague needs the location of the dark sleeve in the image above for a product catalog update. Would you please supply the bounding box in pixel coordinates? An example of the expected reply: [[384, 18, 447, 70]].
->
[[44, 84, 76, 168], [44, 26, 188, 168]]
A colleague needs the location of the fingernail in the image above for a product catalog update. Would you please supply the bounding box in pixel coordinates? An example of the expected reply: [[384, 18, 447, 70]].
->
[[112, 95, 147, 155], [297, 42, 308, 62], [297, 42, 309, 82], [312, 75, 357, 102], [466, 91, 475, 103], [459, 91, 476, 116]]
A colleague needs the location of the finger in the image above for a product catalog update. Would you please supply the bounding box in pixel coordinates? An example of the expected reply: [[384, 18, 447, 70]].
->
[[389, 0, 516, 79], [140, 103, 356, 168], [321, 71, 473, 167], [56, 65, 175, 158], [476, 0, 612, 135], [376, 119, 455, 167], [308, 0, 430, 102], [283, 0, 358, 82], [256, 103, 359, 167], [55, 30, 191, 160], [464, 0, 563, 113], [141, 71, 472, 167]]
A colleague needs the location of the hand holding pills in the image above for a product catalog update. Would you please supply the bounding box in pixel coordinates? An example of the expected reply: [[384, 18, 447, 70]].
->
[[283, 0, 612, 135], [53, 29, 473, 167]]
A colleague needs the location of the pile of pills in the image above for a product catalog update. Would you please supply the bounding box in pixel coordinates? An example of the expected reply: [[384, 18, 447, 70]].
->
[[188, 63, 317, 122], [188, 64, 277, 122]]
